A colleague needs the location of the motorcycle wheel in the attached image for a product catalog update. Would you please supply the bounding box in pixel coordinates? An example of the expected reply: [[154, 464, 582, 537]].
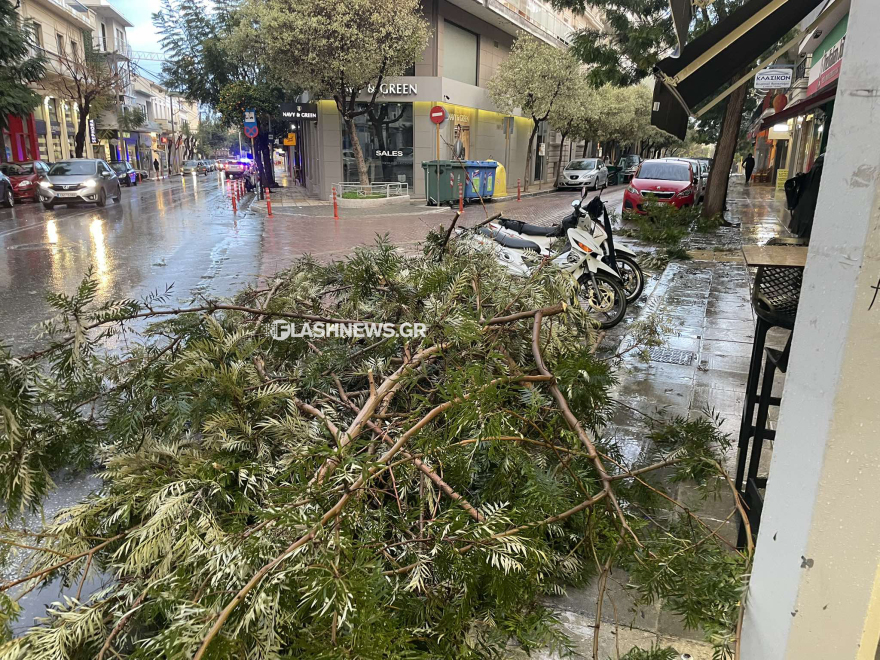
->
[[615, 254, 644, 304], [578, 272, 627, 329]]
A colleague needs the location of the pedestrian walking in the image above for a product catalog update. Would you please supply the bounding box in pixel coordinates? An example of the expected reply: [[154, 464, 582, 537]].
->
[[153, 158, 160, 179], [743, 153, 755, 184]]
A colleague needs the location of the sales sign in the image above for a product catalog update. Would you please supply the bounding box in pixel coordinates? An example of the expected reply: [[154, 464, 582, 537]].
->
[[754, 68, 793, 90]]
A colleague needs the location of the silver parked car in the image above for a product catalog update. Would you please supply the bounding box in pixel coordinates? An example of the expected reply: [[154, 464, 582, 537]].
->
[[558, 158, 609, 190], [40, 159, 122, 209]]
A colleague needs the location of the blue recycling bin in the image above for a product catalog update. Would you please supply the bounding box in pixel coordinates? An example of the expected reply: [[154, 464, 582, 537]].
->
[[463, 161, 499, 201]]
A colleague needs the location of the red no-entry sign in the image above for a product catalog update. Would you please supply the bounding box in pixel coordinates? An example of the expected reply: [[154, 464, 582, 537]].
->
[[430, 105, 447, 124]]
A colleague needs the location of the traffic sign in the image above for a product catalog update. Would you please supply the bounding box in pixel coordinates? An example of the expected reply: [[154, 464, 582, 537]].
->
[[430, 105, 447, 125], [244, 125, 258, 139], [244, 109, 256, 125]]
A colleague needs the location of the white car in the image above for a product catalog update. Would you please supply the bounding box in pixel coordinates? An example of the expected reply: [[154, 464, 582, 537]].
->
[[558, 158, 608, 190]]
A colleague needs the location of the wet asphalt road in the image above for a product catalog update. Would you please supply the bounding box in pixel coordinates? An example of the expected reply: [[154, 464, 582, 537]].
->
[[0, 172, 261, 353]]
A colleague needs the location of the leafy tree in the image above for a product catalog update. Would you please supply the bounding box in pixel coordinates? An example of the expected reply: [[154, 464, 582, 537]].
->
[[548, 79, 597, 183], [250, 0, 429, 187], [0, 238, 747, 658], [197, 116, 237, 155], [44, 33, 126, 158], [488, 36, 579, 192], [116, 106, 146, 132], [554, 0, 751, 217], [154, 0, 284, 189], [0, 0, 45, 147]]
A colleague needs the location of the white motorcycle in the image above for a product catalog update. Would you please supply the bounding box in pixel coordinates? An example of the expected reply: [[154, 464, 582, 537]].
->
[[494, 192, 645, 304], [459, 215, 628, 329]]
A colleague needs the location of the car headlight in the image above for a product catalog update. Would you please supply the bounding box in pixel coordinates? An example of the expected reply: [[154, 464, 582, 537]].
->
[[81, 179, 97, 188], [676, 187, 693, 198], [626, 185, 639, 196], [40, 180, 52, 188], [18, 180, 33, 187]]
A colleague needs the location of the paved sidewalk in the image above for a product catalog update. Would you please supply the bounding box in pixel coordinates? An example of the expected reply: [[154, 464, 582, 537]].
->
[[535, 178, 794, 658]]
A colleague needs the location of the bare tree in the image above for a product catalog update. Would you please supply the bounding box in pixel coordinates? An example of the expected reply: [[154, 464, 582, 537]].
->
[[44, 32, 126, 158]]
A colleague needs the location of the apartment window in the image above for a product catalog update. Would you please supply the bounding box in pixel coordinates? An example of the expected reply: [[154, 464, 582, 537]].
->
[[70, 40, 78, 58], [56, 33, 64, 56], [443, 21, 478, 86], [116, 28, 125, 50], [32, 24, 43, 48], [101, 23, 107, 51]]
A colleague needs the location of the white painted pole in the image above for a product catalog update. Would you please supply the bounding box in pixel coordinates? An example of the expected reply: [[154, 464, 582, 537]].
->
[[742, 0, 880, 657]]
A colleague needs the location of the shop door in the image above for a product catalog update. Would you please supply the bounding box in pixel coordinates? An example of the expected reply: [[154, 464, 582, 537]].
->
[[534, 122, 547, 183]]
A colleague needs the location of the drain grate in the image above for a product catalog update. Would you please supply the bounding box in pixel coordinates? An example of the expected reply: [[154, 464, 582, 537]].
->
[[648, 347, 696, 365]]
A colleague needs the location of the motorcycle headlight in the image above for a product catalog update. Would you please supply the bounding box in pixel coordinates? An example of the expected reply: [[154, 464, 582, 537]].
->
[[81, 179, 97, 188], [40, 180, 52, 189], [626, 185, 639, 196]]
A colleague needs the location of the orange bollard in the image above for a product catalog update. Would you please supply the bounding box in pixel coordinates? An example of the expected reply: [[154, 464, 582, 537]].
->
[[232, 191, 237, 214], [458, 183, 463, 214], [517, 179, 521, 202], [332, 186, 339, 220], [265, 187, 273, 217]]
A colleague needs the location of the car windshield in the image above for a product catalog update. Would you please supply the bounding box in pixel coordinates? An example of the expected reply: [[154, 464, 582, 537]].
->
[[109, 162, 129, 172], [637, 162, 690, 182], [49, 161, 96, 176], [183, 161, 199, 167], [0, 163, 34, 176], [566, 160, 597, 171]]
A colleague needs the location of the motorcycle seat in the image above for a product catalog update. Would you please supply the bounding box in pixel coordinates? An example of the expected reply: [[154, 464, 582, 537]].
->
[[499, 218, 561, 237], [476, 228, 542, 251]]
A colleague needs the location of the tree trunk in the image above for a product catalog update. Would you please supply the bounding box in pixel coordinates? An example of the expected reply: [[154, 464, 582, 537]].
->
[[75, 102, 89, 158], [260, 132, 275, 187], [554, 131, 568, 188], [524, 120, 539, 193], [702, 81, 748, 218], [582, 140, 589, 158], [345, 117, 370, 187]]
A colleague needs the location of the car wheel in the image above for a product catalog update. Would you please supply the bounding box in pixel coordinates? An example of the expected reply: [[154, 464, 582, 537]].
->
[[96, 188, 107, 207], [2, 187, 13, 208], [42, 201, 54, 210], [113, 184, 122, 203]]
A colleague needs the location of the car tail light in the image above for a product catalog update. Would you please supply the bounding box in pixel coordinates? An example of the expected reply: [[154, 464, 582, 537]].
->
[[676, 187, 693, 198]]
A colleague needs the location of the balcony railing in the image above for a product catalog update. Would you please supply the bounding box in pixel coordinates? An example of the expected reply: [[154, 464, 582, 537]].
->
[[486, 0, 576, 44], [96, 37, 132, 59], [41, 0, 94, 28]]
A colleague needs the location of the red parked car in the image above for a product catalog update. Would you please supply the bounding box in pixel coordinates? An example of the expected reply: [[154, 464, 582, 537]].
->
[[622, 159, 697, 215], [0, 160, 51, 202]]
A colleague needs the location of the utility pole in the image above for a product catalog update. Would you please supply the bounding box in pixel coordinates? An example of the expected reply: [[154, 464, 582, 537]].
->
[[169, 93, 176, 175]]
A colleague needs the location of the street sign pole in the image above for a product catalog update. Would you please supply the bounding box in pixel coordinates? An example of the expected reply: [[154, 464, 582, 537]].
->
[[251, 136, 263, 200]]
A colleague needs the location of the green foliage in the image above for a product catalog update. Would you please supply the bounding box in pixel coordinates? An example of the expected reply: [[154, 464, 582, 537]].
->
[[197, 116, 237, 154], [0, 241, 743, 658], [117, 107, 146, 132], [618, 645, 680, 660], [488, 35, 579, 124], [629, 201, 721, 250], [0, 0, 46, 130]]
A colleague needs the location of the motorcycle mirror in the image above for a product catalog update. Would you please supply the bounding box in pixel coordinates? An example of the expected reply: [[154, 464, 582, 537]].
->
[[571, 200, 580, 208]]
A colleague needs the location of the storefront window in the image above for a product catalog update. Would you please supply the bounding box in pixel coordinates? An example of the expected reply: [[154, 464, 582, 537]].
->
[[342, 102, 414, 187]]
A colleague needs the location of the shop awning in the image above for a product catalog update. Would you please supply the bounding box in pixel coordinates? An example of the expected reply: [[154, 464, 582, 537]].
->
[[759, 86, 837, 130], [669, 0, 693, 50], [651, 0, 827, 139]]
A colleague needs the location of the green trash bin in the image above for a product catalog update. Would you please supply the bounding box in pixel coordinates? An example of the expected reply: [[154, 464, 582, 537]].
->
[[422, 160, 469, 206]]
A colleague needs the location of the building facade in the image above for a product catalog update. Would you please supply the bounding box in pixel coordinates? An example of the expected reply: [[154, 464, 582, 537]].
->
[[2, 0, 199, 175], [748, 0, 848, 184], [294, 0, 602, 200]]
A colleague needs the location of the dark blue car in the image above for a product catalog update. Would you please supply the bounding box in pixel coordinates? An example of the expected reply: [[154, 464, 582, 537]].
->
[[109, 161, 139, 187]]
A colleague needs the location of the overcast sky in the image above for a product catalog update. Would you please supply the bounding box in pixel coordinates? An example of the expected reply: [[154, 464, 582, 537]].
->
[[114, 0, 165, 78]]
